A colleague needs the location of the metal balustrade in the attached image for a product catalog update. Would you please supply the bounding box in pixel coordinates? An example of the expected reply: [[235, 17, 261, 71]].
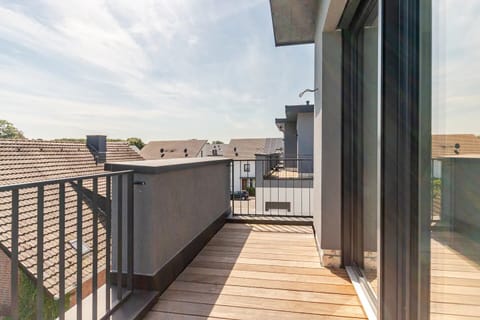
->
[[0, 170, 134, 320], [230, 157, 314, 217]]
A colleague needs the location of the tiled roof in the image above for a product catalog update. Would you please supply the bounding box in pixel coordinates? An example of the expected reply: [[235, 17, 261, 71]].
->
[[0, 139, 143, 297], [223, 138, 283, 160], [140, 139, 208, 160], [432, 134, 480, 158]]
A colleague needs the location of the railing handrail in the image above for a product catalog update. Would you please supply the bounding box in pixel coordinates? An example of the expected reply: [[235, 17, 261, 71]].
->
[[0, 170, 134, 191]]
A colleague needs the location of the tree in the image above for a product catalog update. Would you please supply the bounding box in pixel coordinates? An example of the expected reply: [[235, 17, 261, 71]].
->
[[127, 137, 145, 150], [211, 140, 224, 144], [0, 120, 25, 139]]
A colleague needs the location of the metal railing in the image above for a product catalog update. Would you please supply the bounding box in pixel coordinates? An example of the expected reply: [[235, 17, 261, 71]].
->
[[0, 170, 134, 320], [230, 157, 313, 217]]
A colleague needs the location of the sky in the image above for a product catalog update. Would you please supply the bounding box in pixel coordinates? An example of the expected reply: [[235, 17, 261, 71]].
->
[[0, 0, 314, 142], [0, 1, 479, 143], [432, 0, 480, 135]]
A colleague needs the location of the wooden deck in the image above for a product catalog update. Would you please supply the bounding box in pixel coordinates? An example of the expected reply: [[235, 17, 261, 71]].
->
[[431, 230, 480, 319], [145, 223, 367, 319]]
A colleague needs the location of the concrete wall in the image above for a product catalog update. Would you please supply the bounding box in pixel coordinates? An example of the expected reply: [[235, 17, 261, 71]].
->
[[110, 158, 230, 276], [297, 112, 314, 173], [314, 0, 345, 267], [284, 121, 297, 168], [441, 158, 480, 238]]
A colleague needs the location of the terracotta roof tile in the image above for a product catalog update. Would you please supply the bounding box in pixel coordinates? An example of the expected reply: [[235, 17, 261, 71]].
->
[[0, 139, 142, 297]]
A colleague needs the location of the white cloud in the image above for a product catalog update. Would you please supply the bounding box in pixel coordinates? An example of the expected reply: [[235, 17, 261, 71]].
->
[[0, 0, 312, 141]]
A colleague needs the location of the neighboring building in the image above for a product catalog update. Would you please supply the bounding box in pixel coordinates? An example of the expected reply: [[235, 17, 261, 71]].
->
[[224, 138, 283, 192], [140, 139, 208, 159], [0, 136, 143, 314], [275, 102, 314, 173], [201, 143, 227, 157]]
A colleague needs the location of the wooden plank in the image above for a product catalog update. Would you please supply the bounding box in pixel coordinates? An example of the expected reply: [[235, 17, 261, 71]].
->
[[431, 263, 480, 272], [431, 270, 480, 281], [193, 254, 322, 269], [431, 292, 480, 305], [189, 260, 348, 277], [144, 311, 226, 320], [201, 246, 319, 258], [206, 239, 317, 251], [168, 281, 361, 306], [200, 249, 321, 263], [176, 272, 356, 295], [185, 266, 352, 285], [159, 290, 366, 318], [430, 313, 480, 320], [152, 300, 363, 320], [215, 229, 314, 239], [431, 302, 480, 318], [431, 276, 480, 287], [203, 244, 318, 256], [431, 284, 480, 296], [220, 224, 313, 233]]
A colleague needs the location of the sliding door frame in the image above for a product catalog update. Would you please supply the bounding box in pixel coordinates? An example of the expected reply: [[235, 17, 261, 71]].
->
[[340, 0, 431, 319]]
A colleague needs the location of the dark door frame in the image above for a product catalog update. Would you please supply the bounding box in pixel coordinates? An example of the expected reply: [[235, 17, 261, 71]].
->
[[339, 0, 431, 319], [380, 0, 431, 319], [339, 0, 378, 284]]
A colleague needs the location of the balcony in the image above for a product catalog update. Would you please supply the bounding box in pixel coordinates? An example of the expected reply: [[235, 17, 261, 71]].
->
[[0, 157, 364, 319]]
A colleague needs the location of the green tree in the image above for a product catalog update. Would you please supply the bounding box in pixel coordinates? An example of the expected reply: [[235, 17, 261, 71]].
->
[[127, 137, 145, 149], [211, 140, 224, 144], [0, 120, 25, 139]]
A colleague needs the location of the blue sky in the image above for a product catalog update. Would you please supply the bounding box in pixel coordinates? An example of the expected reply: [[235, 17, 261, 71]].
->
[[0, 1, 478, 142], [0, 0, 314, 142]]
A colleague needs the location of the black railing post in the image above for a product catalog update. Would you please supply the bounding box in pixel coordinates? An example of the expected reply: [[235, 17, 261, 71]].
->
[[231, 161, 235, 215], [105, 176, 112, 313], [10, 189, 19, 320], [76, 180, 83, 320], [37, 185, 44, 320], [127, 172, 134, 291], [92, 177, 98, 319], [58, 183, 66, 320], [117, 175, 123, 301]]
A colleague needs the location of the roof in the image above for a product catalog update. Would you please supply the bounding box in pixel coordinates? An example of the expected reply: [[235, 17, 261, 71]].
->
[[0, 139, 143, 297], [202, 143, 226, 157], [432, 134, 480, 158], [224, 138, 283, 160], [269, 0, 318, 46], [140, 139, 208, 160]]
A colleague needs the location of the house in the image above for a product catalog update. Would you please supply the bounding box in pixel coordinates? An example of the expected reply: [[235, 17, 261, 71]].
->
[[275, 102, 314, 173], [0, 136, 142, 315], [224, 138, 283, 192], [140, 139, 207, 159], [201, 142, 227, 157]]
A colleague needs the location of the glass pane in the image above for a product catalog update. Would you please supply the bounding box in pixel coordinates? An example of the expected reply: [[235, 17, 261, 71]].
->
[[430, 1, 480, 318], [362, 19, 379, 296]]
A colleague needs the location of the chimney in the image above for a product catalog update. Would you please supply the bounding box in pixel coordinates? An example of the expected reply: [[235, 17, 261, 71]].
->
[[87, 135, 107, 164]]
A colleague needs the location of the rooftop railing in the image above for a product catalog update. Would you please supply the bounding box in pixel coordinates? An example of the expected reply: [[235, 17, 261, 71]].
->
[[230, 157, 313, 217], [0, 170, 134, 320]]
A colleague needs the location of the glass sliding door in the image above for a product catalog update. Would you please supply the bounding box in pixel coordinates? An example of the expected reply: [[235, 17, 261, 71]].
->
[[425, 1, 480, 318]]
